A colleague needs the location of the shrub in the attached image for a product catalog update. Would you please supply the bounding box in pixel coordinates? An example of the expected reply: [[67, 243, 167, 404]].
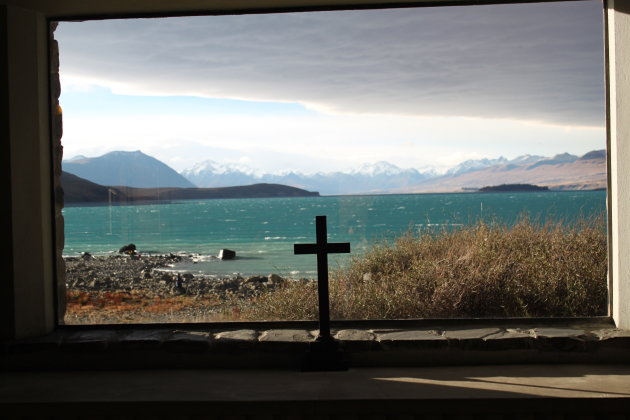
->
[[242, 215, 608, 320]]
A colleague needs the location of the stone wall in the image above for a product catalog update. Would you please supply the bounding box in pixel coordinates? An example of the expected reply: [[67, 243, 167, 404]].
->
[[3, 322, 630, 370], [49, 22, 65, 323]]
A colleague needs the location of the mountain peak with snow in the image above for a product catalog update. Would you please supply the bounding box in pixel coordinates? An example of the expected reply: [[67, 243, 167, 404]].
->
[[445, 156, 509, 176], [184, 160, 258, 177], [509, 154, 545, 165], [354, 161, 405, 176]]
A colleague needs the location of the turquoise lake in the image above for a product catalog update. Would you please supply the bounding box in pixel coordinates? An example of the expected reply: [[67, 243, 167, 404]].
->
[[62, 190, 606, 277]]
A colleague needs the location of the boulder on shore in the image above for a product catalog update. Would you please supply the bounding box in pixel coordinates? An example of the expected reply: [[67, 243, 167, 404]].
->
[[218, 249, 236, 260], [119, 243, 136, 254], [268, 274, 283, 284]]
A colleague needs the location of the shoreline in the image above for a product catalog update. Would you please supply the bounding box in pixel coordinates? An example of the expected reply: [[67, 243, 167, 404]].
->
[[63, 254, 311, 324], [63, 250, 317, 278], [64, 253, 305, 294]]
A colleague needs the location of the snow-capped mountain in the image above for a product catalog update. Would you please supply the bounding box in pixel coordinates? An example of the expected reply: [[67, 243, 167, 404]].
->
[[353, 161, 405, 176], [180, 161, 431, 195], [180, 150, 605, 195], [182, 160, 259, 188], [509, 154, 546, 165], [184, 160, 258, 177], [445, 157, 509, 176]]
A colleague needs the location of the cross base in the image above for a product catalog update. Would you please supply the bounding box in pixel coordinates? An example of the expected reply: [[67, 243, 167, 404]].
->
[[301, 336, 348, 372]]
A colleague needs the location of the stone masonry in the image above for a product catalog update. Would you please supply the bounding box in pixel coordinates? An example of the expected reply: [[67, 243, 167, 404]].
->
[[3, 322, 630, 370], [50, 22, 65, 322]]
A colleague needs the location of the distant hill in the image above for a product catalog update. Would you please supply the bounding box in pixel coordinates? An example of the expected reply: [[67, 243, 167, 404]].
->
[[63, 150, 195, 188], [579, 150, 606, 160], [61, 171, 112, 203], [61, 171, 319, 205]]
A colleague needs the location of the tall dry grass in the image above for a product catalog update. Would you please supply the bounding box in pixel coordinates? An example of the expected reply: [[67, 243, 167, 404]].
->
[[243, 215, 608, 320]]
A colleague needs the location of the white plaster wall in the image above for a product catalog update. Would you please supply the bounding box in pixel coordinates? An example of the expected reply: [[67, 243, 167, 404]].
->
[[608, 0, 630, 329]]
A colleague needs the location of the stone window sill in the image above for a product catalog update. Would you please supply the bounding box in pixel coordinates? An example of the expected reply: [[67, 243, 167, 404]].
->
[[3, 319, 630, 370]]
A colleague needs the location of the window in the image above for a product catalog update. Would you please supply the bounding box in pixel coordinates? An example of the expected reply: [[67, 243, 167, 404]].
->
[[53, 1, 610, 325], [4, 0, 630, 340]]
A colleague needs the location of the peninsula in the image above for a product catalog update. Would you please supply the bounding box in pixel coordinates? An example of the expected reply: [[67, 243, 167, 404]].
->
[[477, 183, 550, 193]]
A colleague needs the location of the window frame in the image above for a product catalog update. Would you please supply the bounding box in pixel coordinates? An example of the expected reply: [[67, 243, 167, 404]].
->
[[1, 0, 628, 340]]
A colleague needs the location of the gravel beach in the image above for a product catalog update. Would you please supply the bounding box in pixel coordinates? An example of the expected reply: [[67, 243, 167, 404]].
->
[[63, 253, 305, 324]]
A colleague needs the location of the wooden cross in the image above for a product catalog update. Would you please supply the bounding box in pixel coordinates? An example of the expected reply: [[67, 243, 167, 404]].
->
[[294, 215, 350, 341]]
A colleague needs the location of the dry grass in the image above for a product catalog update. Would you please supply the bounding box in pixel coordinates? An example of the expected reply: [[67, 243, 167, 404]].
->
[[242, 216, 608, 320], [65, 290, 238, 324]]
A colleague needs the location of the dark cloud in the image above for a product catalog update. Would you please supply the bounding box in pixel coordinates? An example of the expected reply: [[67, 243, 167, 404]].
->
[[56, 1, 605, 126]]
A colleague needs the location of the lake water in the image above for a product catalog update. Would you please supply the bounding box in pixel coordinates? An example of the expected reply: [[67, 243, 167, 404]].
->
[[62, 190, 606, 277]]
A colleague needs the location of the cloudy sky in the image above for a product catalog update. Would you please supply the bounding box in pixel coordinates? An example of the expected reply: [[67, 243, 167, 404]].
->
[[56, 0, 605, 174]]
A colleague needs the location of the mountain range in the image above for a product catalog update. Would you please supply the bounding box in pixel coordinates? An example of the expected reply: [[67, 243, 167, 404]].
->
[[63, 149, 607, 195], [180, 151, 606, 194], [181, 160, 432, 195], [405, 150, 606, 193]]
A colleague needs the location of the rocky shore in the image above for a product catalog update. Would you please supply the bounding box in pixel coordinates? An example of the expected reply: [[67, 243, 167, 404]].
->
[[65, 253, 293, 297], [64, 253, 307, 324]]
